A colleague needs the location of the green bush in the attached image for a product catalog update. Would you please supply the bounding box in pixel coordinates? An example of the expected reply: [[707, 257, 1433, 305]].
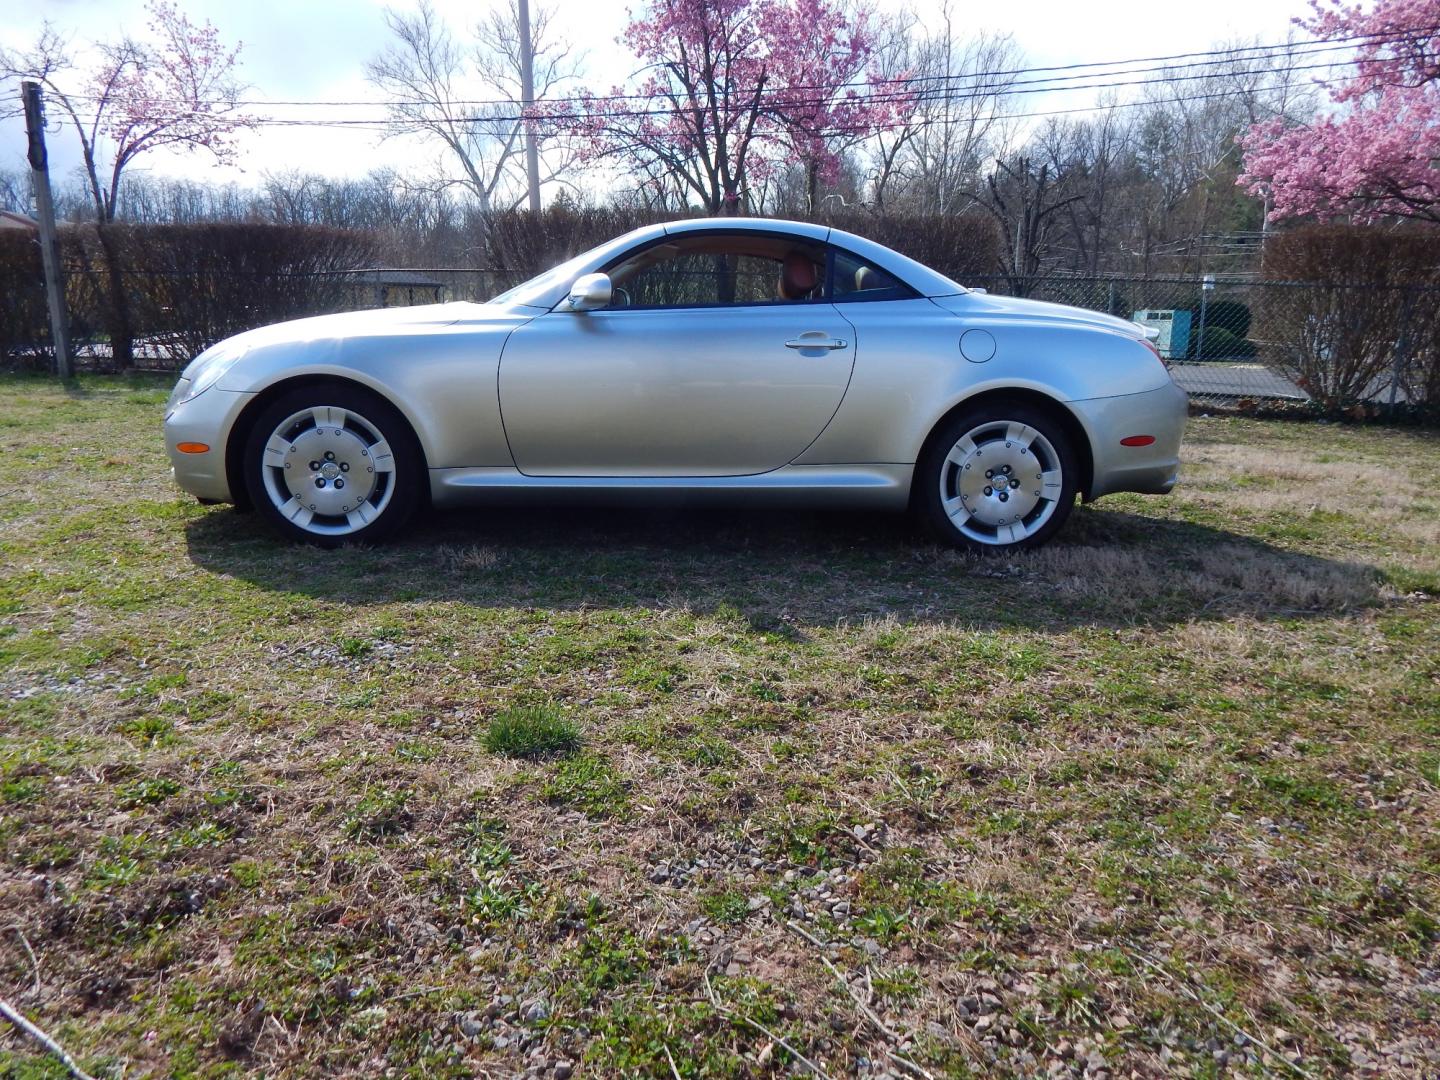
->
[[1205, 299, 1252, 338], [1194, 326, 1257, 360], [484, 704, 582, 759]]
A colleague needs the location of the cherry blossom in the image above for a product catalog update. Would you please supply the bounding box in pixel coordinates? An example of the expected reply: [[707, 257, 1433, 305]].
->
[[1238, 0, 1440, 223], [542, 0, 901, 213]]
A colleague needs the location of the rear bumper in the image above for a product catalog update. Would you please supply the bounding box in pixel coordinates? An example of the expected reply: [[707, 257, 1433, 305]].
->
[[164, 388, 253, 503], [1071, 380, 1187, 500]]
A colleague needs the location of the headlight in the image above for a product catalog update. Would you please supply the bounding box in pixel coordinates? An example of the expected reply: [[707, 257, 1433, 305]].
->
[[165, 377, 192, 413], [174, 346, 242, 404]]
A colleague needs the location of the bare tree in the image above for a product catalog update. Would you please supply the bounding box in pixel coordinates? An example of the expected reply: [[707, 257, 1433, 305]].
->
[[985, 154, 1084, 290], [1032, 106, 1134, 274], [0, 168, 28, 215], [878, 6, 1022, 214], [992, 37, 1321, 277], [112, 174, 250, 222], [366, 0, 580, 224], [862, 8, 919, 212], [1121, 36, 1319, 271]]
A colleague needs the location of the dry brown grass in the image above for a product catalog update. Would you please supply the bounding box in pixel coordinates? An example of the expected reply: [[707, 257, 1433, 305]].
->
[[0, 383, 1437, 1079]]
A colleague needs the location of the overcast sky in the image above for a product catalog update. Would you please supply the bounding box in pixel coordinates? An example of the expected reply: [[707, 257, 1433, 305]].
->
[[2, 0, 1310, 204]]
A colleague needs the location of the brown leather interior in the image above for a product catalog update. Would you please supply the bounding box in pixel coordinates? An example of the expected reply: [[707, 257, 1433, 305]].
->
[[778, 252, 820, 300]]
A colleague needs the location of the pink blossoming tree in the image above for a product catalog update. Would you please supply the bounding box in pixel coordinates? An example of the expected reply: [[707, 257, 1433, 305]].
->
[[760, 0, 908, 211], [1238, 0, 1440, 223], [2, 1, 254, 223], [549, 0, 900, 214], [1, 1, 253, 365]]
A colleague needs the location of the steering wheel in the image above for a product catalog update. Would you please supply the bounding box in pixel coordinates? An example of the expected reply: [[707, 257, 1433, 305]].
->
[[611, 286, 632, 308]]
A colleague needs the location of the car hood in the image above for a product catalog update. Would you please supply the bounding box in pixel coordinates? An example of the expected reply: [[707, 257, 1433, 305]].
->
[[936, 292, 1146, 338], [184, 300, 536, 383], [224, 300, 525, 351]]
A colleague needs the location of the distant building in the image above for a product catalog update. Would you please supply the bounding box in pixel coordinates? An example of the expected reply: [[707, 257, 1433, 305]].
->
[[0, 210, 39, 232]]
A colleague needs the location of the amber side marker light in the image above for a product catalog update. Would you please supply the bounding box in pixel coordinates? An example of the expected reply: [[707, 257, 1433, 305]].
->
[[176, 442, 210, 454], [1120, 435, 1156, 447]]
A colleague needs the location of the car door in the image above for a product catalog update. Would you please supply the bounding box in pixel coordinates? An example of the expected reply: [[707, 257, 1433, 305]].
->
[[497, 236, 855, 477]]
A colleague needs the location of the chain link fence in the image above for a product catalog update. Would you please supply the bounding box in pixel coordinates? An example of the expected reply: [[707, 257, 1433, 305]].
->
[[5, 261, 1438, 418], [966, 274, 1440, 415]]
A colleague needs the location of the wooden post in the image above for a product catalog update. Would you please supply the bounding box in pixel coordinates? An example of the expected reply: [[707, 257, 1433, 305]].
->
[[21, 81, 72, 381], [518, 0, 541, 213]]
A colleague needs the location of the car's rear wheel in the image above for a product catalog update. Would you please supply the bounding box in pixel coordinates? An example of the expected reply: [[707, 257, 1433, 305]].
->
[[918, 400, 1078, 551], [244, 383, 422, 546]]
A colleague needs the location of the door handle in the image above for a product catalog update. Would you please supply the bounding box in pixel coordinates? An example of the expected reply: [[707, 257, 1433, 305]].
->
[[785, 336, 848, 350]]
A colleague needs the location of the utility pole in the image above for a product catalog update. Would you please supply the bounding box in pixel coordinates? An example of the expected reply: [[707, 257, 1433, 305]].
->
[[21, 81, 72, 381], [518, 0, 541, 213]]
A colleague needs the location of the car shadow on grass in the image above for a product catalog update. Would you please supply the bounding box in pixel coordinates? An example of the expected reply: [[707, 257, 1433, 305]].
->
[[183, 501, 1388, 631], [177, 498, 1382, 633]]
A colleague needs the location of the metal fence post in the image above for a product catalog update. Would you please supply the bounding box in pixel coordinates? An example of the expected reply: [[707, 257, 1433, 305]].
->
[[1195, 274, 1214, 362], [1388, 290, 1415, 416]]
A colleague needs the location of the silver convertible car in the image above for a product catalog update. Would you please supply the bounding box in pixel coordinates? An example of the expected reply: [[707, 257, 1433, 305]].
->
[[164, 218, 1186, 550]]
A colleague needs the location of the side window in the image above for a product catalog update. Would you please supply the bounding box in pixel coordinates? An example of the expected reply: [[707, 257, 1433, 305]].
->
[[830, 249, 912, 303], [605, 237, 825, 309]]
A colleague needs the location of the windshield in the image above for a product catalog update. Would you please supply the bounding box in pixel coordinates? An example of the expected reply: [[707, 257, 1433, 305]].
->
[[487, 230, 651, 309]]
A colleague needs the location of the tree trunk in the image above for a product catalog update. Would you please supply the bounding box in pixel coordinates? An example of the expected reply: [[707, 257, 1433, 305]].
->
[[94, 224, 134, 370]]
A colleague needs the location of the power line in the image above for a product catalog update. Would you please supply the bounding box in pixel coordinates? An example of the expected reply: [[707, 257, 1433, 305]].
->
[[47, 23, 1429, 114], [181, 56, 1339, 132], [144, 74, 1319, 142], [32, 31, 1397, 151]]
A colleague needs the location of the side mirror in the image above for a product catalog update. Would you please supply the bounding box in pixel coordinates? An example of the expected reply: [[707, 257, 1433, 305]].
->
[[565, 272, 612, 312]]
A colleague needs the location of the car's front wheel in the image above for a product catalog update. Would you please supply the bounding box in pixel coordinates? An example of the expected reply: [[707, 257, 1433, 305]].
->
[[918, 400, 1078, 551], [244, 383, 423, 546]]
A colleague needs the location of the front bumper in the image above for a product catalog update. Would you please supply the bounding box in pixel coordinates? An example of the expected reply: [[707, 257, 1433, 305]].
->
[[164, 387, 254, 503], [1071, 379, 1187, 500]]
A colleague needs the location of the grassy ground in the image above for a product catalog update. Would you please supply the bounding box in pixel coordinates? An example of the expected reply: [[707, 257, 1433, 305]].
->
[[1, 373, 1437, 1080]]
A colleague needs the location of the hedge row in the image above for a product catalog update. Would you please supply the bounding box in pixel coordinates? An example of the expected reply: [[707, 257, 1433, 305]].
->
[[2, 223, 376, 368], [3, 209, 1003, 370], [1260, 225, 1440, 410], [4, 214, 1438, 414], [480, 206, 1005, 289]]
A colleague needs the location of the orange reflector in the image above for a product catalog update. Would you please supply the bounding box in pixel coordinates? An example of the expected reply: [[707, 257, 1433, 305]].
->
[[1120, 435, 1156, 447], [176, 442, 210, 454]]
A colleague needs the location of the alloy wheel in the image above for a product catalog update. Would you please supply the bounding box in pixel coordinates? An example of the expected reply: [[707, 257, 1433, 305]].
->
[[937, 419, 1065, 545], [258, 405, 397, 537]]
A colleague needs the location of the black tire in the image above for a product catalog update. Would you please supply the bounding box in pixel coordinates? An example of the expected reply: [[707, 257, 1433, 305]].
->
[[916, 399, 1079, 552], [243, 382, 424, 547]]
